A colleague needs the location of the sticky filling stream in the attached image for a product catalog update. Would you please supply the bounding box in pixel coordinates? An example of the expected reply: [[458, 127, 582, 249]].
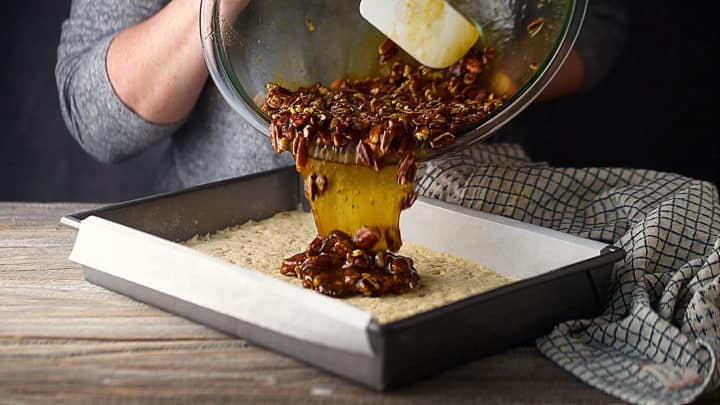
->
[[261, 40, 505, 298]]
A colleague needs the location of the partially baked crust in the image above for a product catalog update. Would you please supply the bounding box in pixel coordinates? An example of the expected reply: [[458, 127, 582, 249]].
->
[[186, 210, 517, 323]]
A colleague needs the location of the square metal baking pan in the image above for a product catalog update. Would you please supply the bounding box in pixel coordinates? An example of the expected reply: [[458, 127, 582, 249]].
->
[[62, 167, 624, 390]]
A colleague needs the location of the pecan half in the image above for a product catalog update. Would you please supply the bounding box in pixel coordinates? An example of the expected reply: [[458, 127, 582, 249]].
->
[[353, 226, 379, 250], [294, 135, 308, 170], [429, 132, 455, 149], [356, 141, 381, 171], [281, 251, 307, 275], [397, 153, 416, 185]]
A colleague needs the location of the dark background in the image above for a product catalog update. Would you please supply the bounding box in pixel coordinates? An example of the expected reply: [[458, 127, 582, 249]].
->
[[1, 2, 718, 203]]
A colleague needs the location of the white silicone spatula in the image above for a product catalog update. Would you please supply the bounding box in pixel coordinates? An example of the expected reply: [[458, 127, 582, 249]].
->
[[359, 0, 481, 69]]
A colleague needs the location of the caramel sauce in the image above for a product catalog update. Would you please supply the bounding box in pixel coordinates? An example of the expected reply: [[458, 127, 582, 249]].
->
[[300, 157, 414, 252], [280, 156, 421, 298]]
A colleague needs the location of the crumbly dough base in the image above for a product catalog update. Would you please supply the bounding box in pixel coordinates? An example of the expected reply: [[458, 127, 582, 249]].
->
[[185, 210, 517, 323]]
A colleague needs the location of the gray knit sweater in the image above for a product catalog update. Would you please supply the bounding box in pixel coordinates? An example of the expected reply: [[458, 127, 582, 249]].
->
[[56, 0, 628, 193]]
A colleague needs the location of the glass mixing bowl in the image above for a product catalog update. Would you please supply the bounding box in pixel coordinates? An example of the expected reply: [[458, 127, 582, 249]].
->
[[200, 0, 587, 160]]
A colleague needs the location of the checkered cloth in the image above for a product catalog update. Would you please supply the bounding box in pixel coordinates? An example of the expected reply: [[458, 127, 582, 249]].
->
[[417, 143, 720, 404]]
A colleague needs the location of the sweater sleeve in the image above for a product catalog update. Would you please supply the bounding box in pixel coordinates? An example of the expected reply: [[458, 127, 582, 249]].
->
[[55, 0, 183, 164], [574, 0, 631, 91]]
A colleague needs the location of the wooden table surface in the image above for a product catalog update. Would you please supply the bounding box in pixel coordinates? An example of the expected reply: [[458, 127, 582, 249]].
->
[[1, 202, 718, 404]]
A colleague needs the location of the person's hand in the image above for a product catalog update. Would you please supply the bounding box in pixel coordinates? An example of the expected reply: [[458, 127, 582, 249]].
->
[[107, 0, 211, 124], [536, 49, 585, 101], [488, 49, 585, 102]]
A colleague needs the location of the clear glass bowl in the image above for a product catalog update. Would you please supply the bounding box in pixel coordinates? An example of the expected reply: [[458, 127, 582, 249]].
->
[[200, 0, 587, 160]]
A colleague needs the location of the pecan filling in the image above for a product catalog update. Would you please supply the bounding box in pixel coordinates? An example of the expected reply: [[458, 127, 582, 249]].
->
[[261, 44, 504, 175], [280, 229, 419, 298], [262, 41, 504, 298]]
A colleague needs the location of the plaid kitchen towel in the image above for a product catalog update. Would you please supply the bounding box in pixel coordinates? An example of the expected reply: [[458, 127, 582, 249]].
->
[[417, 143, 720, 404]]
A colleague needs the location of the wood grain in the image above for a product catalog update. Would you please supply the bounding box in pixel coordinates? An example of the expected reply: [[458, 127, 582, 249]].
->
[[0, 202, 717, 403]]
